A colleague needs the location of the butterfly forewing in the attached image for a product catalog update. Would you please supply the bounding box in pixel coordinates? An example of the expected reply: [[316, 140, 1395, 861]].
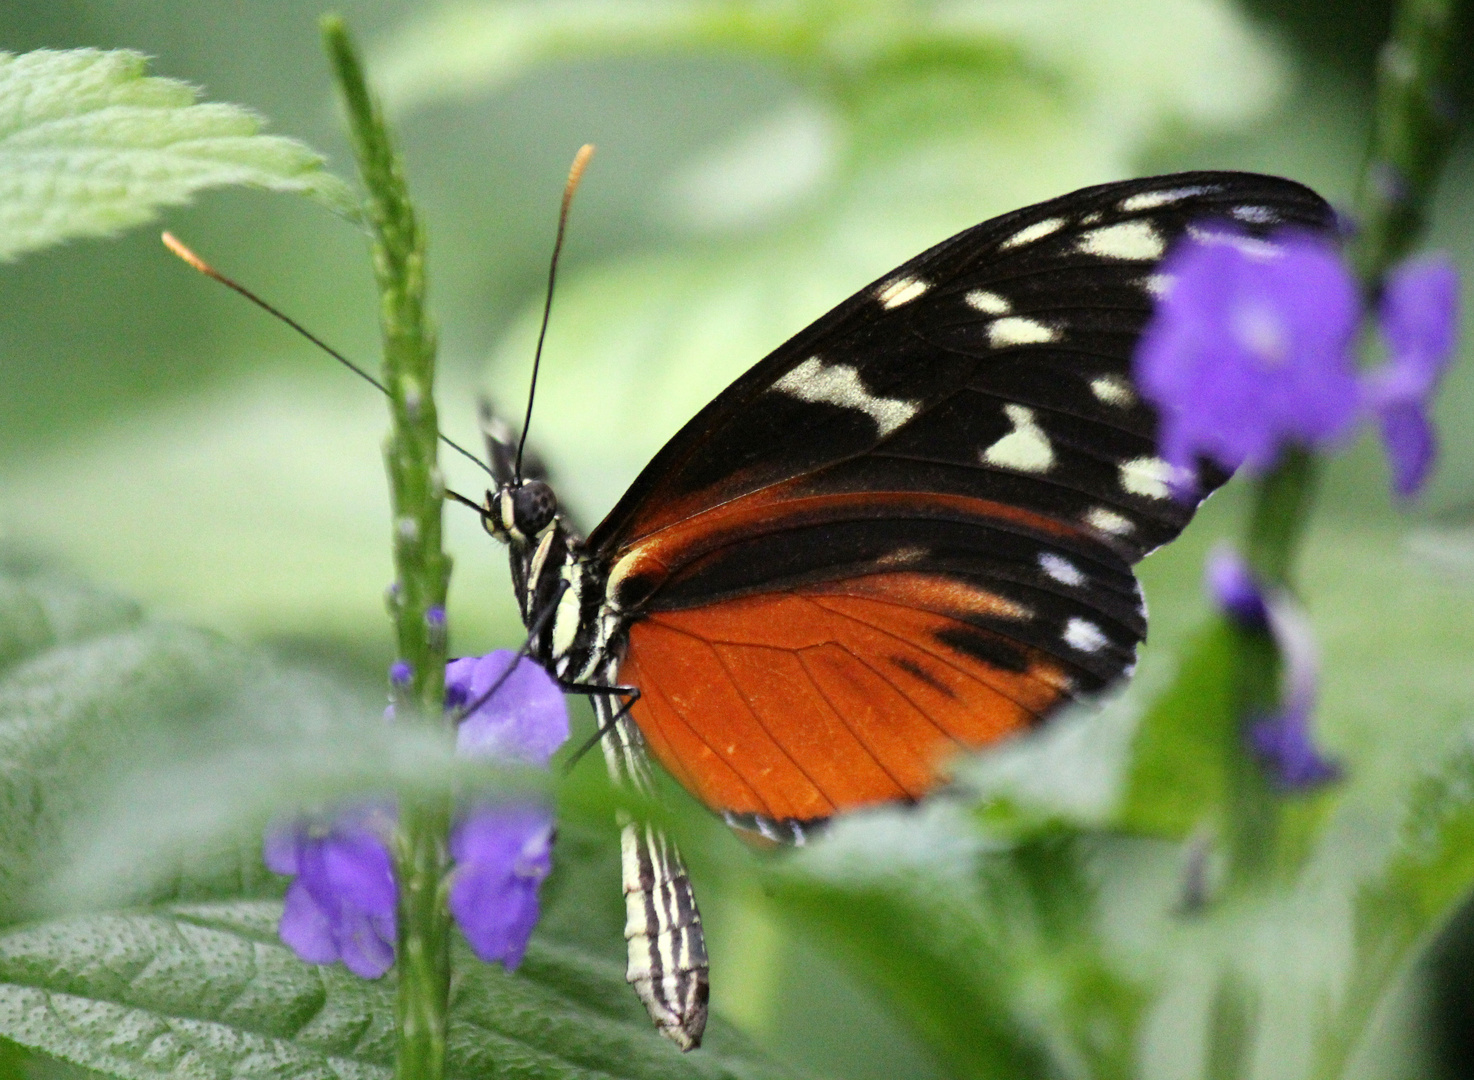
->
[[589, 172, 1331, 558], [578, 171, 1335, 832]]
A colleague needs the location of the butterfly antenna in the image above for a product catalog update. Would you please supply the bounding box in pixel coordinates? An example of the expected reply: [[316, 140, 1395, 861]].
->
[[515, 143, 595, 484], [161, 232, 495, 480], [445, 488, 492, 521]]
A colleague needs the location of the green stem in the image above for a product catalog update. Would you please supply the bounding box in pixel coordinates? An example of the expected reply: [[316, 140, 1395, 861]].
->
[[1242, 448, 1319, 589], [1349, 0, 1458, 286], [1307, 7, 1462, 1072], [1206, 970, 1258, 1080], [323, 16, 453, 1080], [393, 802, 454, 1080], [1219, 449, 1317, 894], [1221, 0, 1460, 899]]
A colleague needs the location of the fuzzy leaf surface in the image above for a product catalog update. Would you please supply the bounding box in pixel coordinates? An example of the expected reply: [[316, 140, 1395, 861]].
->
[[0, 48, 355, 260], [0, 901, 795, 1080]]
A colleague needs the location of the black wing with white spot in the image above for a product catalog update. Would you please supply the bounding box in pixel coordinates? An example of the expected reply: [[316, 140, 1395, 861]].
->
[[589, 172, 1332, 564]]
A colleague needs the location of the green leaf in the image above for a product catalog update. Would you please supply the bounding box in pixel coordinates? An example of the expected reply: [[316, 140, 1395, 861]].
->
[[0, 564, 266, 919], [1116, 621, 1236, 836], [0, 562, 532, 921], [371, 0, 827, 116], [1317, 722, 1474, 1079], [372, 0, 1283, 132], [0, 559, 142, 677], [0, 901, 797, 1080], [0, 48, 356, 261], [768, 802, 1144, 1080]]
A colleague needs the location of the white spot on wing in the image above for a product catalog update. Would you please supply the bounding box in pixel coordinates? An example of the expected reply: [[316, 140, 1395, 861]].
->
[[1000, 216, 1065, 250], [1089, 375, 1136, 407], [988, 316, 1060, 347], [965, 289, 1011, 315], [1038, 552, 1085, 587], [876, 276, 930, 308], [1119, 185, 1211, 212], [772, 357, 919, 437], [1085, 506, 1134, 535], [1078, 220, 1165, 261], [1230, 205, 1278, 224], [983, 404, 1054, 473], [1119, 456, 1178, 499], [1064, 617, 1108, 653], [1186, 226, 1281, 260], [1145, 273, 1172, 299]]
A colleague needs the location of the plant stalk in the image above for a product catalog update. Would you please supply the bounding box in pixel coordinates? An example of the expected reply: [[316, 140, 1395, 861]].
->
[[323, 16, 454, 1080]]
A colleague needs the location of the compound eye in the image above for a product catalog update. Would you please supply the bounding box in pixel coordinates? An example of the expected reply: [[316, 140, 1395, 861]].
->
[[512, 480, 557, 536]]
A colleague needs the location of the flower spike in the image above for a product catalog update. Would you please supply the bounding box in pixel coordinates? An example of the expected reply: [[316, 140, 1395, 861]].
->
[[1206, 548, 1341, 791], [1365, 254, 1460, 497]]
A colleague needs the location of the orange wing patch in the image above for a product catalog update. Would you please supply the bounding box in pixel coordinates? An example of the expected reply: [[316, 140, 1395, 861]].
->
[[617, 572, 1069, 822]]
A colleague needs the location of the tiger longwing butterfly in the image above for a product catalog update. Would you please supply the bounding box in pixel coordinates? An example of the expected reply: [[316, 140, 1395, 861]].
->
[[479, 171, 1335, 1049]]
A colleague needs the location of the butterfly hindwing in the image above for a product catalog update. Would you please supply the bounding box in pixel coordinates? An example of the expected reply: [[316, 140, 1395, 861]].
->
[[580, 171, 1335, 831]]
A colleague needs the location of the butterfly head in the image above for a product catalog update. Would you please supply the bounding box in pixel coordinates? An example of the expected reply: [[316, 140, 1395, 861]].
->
[[483, 479, 559, 545]]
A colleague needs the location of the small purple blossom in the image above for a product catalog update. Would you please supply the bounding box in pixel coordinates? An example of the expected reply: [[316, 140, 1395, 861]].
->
[[1249, 713, 1342, 789], [1135, 226, 1459, 499], [264, 804, 398, 978], [1365, 254, 1460, 497], [389, 660, 413, 687], [447, 650, 569, 766], [268, 652, 569, 978], [1136, 228, 1362, 492], [1206, 548, 1341, 791], [442, 653, 567, 967], [1204, 546, 1269, 628], [448, 803, 554, 969]]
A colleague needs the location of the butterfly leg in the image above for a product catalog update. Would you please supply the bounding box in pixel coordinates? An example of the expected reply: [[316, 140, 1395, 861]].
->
[[560, 684, 638, 772], [592, 690, 710, 1051]]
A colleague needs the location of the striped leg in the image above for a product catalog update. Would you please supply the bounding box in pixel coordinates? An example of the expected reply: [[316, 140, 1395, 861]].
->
[[596, 694, 710, 1050]]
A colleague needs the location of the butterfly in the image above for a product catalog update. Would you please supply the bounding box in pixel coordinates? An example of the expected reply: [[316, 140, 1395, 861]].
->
[[476, 171, 1334, 1049]]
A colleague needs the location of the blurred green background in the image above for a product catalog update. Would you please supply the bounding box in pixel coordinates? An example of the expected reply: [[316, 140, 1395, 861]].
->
[[2, 1, 1473, 1077]]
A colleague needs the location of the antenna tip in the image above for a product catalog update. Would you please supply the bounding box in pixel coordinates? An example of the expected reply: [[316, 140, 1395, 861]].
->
[[161, 231, 212, 276], [565, 144, 595, 199]]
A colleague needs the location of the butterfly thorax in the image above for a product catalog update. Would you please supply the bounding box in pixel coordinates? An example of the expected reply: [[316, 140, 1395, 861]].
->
[[482, 480, 625, 685]]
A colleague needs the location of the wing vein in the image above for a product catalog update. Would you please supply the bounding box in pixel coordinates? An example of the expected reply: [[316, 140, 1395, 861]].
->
[[703, 639, 840, 815], [799, 639, 965, 754], [787, 645, 916, 800], [804, 593, 1057, 717], [637, 654, 779, 818]]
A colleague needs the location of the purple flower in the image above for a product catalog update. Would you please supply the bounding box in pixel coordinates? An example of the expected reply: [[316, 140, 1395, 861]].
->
[[1204, 546, 1269, 628], [1135, 227, 1459, 499], [443, 652, 567, 967], [1364, 255, 1460, 497], [267, 651, 569, 978], [263, 804, 398, 978], [389, 660, 413, 687], [1206, 548, 1340, 791], [447, 650, 569, 766], [1136, 228, 1362, 493], [448, 803, 554, 969]]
